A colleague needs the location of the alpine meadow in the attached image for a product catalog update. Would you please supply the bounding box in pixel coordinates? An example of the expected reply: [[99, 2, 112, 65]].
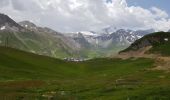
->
[[0, 0, 170, 100]]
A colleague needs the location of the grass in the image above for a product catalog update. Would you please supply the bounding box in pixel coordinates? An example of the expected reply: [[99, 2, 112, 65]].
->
[[149, 40, 170, 56], [0, 47, 170, 99], [120, 32, 170, 56]]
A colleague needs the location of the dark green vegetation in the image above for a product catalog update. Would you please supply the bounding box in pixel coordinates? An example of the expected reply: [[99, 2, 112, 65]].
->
[[148, 32, 170, 56], [0, 47, 170, 100], [120, 32, 170, 56]]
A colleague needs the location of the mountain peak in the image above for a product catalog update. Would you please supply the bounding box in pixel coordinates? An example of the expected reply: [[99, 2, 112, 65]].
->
[[19, 21, 62, 35], [19, 20, 37, 29], [0, 13, 10, 25], [0, 13, 22, 31]]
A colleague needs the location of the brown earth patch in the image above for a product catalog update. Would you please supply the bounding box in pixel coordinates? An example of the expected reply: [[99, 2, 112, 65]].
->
[[115, 46, 157, 59], [152, 57, 170, 71], [115, 46, 170, 71]]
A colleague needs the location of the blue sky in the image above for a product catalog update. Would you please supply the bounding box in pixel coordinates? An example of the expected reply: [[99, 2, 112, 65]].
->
[[107, 0, 170, 15], [127, 0, 170, 15]]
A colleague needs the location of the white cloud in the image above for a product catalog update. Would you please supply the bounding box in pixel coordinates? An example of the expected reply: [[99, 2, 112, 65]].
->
[[151, 7, 168, 18], [0, 0, 170, 32]]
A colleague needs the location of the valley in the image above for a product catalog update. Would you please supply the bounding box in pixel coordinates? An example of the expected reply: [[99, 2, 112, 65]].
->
[[0, 46, 169, 100], [0, 34, 170, 100], [0, 13, 169, 100], [0, 13, 155, 59]]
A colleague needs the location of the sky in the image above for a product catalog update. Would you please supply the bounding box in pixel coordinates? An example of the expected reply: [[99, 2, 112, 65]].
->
[[127, 0, 170, 15], [0, 0, 170, 32]]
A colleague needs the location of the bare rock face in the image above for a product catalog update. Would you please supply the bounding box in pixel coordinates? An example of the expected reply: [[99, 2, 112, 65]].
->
[[0, 13, 24, 32]]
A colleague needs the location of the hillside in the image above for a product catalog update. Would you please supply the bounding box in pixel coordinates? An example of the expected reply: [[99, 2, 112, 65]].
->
[[1, 46, 170, 99], [119, 32, 170, 57], [0, 13, 155, 59], [0, 13, 81, 58]]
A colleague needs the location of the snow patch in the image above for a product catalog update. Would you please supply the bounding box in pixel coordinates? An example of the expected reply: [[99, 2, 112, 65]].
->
[[131, 35, 135, 38], [0, 26, 6, 30], [129, 32, 133, 35], [137, 35, 142, 39], [78, 31, 99, 36], [25, 25, 28, 28], [79, 31, 93, 35]]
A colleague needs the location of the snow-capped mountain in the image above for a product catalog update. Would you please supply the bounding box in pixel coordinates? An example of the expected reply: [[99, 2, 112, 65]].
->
[[109, 29, 155, 45], [18, 20, 156, 58], [66, 28, 155, 57], [70, 28, 155, 49], [0, 13, 156, 58]]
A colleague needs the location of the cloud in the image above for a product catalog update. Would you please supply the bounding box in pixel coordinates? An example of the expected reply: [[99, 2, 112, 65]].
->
[[0, 0, 170, 32]]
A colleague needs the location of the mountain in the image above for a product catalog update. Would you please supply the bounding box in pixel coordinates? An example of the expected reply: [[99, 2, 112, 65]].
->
[[68, 28, 155, 57], [0, 13, 155, 58], [119, 32, 170, 57], [74, 29, 154, 48], [0, 14, 25, 32], [69, 32, 91, 49], [0, 13, 81, 58]]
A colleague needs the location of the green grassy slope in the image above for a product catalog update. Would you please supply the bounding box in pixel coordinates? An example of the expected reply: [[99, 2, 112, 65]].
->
[[0, 31, 80, 59], [120, 32, 170, 56], [0, 47, 170, 100], [145, 32, 170, 56], [148, 33, 170, 56], [149, 40, 170, 56]]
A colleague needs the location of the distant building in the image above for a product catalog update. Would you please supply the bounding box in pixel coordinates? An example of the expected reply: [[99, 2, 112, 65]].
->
[[63, 58, 86, 62]]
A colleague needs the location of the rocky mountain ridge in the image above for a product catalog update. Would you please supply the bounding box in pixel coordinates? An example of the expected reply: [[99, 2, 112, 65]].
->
[[0, 13, 81, 58], [0, 13, 158, 58]]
